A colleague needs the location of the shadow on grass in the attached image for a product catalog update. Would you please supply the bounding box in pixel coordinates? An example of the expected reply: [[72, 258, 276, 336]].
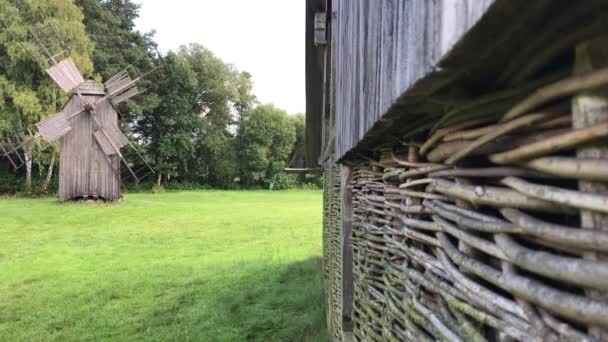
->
[[140, 257, 328, 342]]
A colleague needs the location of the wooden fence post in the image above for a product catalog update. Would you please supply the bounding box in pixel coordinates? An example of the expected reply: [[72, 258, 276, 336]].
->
[[340, 165, 354, 334], [573, 37, 608, 340]]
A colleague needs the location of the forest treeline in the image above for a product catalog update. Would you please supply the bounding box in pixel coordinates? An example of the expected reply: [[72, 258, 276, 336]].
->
[[0, 0, 314, 194]]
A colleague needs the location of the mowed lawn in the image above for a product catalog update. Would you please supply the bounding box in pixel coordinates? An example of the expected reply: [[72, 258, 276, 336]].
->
[[0, 191, 326, 341]]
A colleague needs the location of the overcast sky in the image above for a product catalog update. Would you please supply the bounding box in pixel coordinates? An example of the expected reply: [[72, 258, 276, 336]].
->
[[135, 0, 306, 114]]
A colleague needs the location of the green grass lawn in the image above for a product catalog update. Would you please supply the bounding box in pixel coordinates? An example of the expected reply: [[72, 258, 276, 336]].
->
[[0, 190, 326, 341]]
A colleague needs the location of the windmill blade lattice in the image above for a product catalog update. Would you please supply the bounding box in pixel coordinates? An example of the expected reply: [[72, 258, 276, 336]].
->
[[36, 111, 72, 143], [30, 24, 86, 94], [0, 136, 22, 169], [0, 133, 48, 170], [46, 57, 85, 93], [104, 66, 141, 105]]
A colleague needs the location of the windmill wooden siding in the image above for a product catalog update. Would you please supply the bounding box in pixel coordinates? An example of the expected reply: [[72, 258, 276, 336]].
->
[[309, 0, 608, 341], [59, 82, 121, 201]]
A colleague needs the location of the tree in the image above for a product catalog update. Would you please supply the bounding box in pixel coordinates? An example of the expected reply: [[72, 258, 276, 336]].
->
[[234, 71, 257, 119], [0, 0, 94, 192], [161, 44, 256, 188], [135, 51, 199, 187], [237, 104, 296, 188], [287, 113, 306, 169], [75, 0, 157, 80]]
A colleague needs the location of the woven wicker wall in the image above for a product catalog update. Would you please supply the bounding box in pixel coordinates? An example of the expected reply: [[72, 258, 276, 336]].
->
[[343, 62, 608, 341], [323, 159, 344, 341]]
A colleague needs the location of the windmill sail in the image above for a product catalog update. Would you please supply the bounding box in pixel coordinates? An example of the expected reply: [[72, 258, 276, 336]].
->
[[36, 111, 72, 143], [103, 65, 160, 105], [93, 125, 129, 159], [0, 134, 39, 169], [29, 23, 85, 94], [0, 139, 19, 169], [101, 124, 129, 149], [46, 57, 85, 93], [110, 86, 140, 105], [105, 68, 133, 95], [93, 130, 116, 156], [106, 76, 140, 104]]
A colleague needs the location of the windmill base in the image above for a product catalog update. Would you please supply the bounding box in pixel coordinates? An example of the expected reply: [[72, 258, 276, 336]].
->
[[64, 195, 123, 203]]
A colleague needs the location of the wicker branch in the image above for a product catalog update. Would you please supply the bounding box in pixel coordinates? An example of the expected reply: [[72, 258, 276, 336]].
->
[[428, 167, 547, 179], [443, 115, 571, 142], [401, 216, 443, 232], [399, 204, 433, 215], [495, 233, 608, 289], [425, 200, 518, 233], [500, 208, 608, 252], [447, 298, 535, 342], [501, 66, 608, 122], [438, 232, 608, 328], [399, 189, 449, 201], [420, 118, 495, 155], [502, 176, 608, 214], [411, 296, 463, 342], [446, 111, 558, 164], [490, 122, 608, 164], [522, 157, 608, 181], [398, 165, 450, 179], [436, 248, 525, 318], [428, 139, 510, 163], [399, 178, 434, 188], [430, 179, 574, 213], [538, 308, 598, 342], [391, 152, 443, 168], [397, 226, 442, 248], [433, 215, 507, 261], [501, 262, 559, 342]]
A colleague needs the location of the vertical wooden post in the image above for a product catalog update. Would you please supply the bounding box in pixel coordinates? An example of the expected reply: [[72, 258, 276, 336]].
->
[[573, 37, 608, 340], [340, 165, 354, 333]]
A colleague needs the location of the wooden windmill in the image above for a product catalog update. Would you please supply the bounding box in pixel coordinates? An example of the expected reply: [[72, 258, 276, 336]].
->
[[0, 24, 154, 201]]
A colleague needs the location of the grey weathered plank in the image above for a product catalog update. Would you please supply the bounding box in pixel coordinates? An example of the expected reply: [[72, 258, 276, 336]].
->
[[46, 57, 85, 93], [59, 81, 121, 201], [36, 111, 72, 143], [332, 0, 494, 159], [93, 130, 116, 156]]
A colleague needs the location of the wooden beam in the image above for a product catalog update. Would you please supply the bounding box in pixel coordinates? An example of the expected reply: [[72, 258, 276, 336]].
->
[[573, 36, 608, 340], [340, 165, 354, 333], [284, 168, 322, 175]]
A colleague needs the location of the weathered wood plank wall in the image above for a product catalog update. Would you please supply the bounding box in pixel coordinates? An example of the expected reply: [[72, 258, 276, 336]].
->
[[332, 0, 494, 159], [59, 94, 120, 201], [305, 0, 326, 166]]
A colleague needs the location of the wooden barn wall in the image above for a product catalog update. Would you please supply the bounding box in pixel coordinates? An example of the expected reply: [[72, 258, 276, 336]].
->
[[332, 0, 494, 159], [305, 0, 326, 166], [59, 95, 120, 201]]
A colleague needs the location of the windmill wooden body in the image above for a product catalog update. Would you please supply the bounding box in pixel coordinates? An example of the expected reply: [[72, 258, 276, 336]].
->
[[0, 26, 154, 201], [56, 79, 123, 201]]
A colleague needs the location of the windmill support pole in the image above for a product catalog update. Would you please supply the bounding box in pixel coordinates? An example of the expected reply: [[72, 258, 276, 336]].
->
[[30, 29, 57, 65], [89, 110, 139, 183], [127, 140, 155, 174], [0, 143, 18, 169], [110, 104, 154, 175]]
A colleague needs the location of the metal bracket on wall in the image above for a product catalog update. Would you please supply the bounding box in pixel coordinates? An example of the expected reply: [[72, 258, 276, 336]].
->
[[314, 12, 327, 46]]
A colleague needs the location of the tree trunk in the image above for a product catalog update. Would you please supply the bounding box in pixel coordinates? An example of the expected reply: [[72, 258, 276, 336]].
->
[[574, 37, 608, 340], [156, 172, 162, 187], [41, 152, 56, 193], [24, 144, 33, 193]]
